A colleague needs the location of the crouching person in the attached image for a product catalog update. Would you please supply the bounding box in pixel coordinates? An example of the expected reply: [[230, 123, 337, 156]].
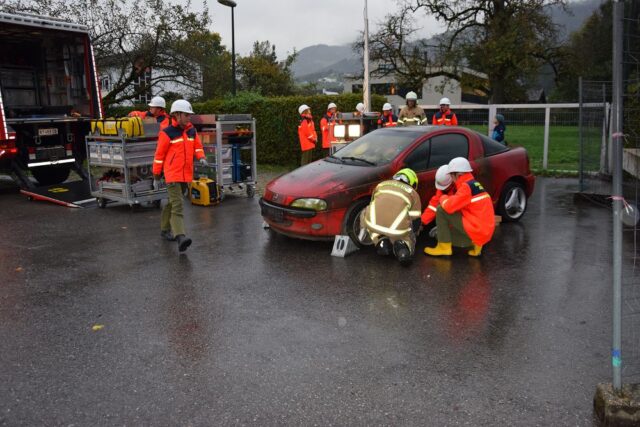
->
[[421, 164, 454, 229], [424, 157, 495, 257], [359, 168, 422, 265]]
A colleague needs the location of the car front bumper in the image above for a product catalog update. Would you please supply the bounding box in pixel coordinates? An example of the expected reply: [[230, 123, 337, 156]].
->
[[259, 198, 346, 240]]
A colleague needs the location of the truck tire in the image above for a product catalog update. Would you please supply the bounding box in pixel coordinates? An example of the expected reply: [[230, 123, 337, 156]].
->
[[31, 165, 71, 186], [497, 181, 527, 222]]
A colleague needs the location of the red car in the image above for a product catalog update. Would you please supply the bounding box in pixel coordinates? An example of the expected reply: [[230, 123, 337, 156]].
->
[[260, 126, 535, 243]]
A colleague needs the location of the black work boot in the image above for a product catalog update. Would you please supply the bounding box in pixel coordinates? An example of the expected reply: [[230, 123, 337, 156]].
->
[[376, 237, 392, 256], [393, 241, 413, 266], [161, 230, 176, 241], [176, 234, 192, 252]]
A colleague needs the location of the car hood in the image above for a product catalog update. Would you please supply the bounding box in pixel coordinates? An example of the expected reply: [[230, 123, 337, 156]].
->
[[265, 159, 390, 201]]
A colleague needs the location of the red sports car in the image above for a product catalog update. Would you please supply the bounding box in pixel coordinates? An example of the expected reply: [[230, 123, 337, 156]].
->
[[260, 126, 535, 243]]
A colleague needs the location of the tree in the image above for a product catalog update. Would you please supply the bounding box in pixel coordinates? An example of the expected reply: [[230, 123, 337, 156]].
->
[[366, 0, 566, 103], [0, 0, 212, 106], [237, 41, 297, 96]]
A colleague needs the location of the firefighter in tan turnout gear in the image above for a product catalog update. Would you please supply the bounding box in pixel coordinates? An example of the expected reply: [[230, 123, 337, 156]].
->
[[359, 168, 422, 265]]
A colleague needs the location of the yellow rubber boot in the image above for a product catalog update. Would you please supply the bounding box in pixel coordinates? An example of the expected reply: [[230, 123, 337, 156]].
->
[[424, 242, 452, 256], [468, 244, 483, 257]]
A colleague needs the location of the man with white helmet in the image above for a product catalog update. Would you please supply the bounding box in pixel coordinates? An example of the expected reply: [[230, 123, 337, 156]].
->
[[424, 157, 495, 257], [320, 102, 339, 155], [398, 91, 427, 126], [377, 103, 398, 128], [360, 168, 422, 265], [152, 99, 207, 252], [421, 164, 454, 227], [128, 96, 170, 129], [297, 104, 317, 165], [432, 97, 458, 126], [354, 102, 365, 117]]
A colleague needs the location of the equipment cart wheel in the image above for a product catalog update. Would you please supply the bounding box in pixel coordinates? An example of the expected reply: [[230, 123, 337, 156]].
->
[[97, 197, 107, 209], [246, 185, 255, 198]]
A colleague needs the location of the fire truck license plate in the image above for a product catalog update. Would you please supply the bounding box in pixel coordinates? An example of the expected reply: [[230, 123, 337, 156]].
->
[[38, 128, 59, 136]]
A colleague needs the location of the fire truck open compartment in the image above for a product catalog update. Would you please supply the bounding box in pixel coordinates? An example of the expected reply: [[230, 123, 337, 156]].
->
[[0, 12, 102, 190]]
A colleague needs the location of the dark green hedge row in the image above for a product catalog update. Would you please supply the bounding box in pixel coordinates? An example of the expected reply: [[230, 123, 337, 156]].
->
[[106, 93, 386, 166]]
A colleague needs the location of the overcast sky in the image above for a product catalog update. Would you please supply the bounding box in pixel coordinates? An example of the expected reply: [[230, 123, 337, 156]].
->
[[187, 0, 444, 58]]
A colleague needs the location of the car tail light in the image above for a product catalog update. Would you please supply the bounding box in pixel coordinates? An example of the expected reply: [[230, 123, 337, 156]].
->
[[28, 146, 36, 160], [65, 143, 73, 156], [0, 140, 18, 156]]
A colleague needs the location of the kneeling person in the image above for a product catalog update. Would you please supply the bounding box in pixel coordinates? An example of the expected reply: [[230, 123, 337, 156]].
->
[[360, 168, 422, 265], [424, 157, 495, 257]]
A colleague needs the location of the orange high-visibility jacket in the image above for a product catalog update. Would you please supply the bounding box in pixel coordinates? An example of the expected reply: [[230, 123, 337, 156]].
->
[[320, 113, 337, 149], [298, 117, 317, 152], [152, 119, 205, 183], [432, 110, 458, 126], [421, 189, 443, 225], [128, 110, 170, 129], [377, 113, 398, 128], [439, 173, 495, 245]]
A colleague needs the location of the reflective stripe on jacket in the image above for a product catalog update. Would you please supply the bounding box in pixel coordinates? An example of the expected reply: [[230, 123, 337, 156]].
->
[[364, 180, 421, 237], [398, 106, 426, 122], [432, 110, 458, 126], [152, 119, 205, 183], [377, 113, 398, 128], [439, 172, 495, 245], [320, 113, 337, 149], [298, 117, 317, 152]]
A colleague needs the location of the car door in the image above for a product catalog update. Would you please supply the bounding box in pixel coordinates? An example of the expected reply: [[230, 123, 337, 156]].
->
[[401, 139, 434, 204]]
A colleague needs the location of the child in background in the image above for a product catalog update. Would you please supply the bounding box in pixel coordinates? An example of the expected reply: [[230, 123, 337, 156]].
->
[[492, 114, 506, 145]]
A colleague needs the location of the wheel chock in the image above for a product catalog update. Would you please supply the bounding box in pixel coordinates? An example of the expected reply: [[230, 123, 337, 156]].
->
[[331, 235, 359, 257]]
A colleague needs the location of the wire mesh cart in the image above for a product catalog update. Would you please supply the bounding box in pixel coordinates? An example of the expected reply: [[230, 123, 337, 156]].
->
[[199, 114, 257, 200], [85, 123, 167, 209]]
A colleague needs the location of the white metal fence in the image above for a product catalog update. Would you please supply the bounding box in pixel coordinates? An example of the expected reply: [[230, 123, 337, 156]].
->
[[417, 103, 609, 172]]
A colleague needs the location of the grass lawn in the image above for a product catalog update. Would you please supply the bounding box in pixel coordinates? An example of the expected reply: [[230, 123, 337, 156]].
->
[[467, 125, 602, 172]]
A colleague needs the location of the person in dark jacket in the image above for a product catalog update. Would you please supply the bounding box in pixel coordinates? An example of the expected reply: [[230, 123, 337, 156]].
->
[[492, 114, 506, 145]]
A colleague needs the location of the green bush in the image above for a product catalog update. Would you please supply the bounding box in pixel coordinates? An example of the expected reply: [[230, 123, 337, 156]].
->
[[105, 92, 386, 166]]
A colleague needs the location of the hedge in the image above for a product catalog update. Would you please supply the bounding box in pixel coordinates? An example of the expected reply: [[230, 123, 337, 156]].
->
[[106, 92, 386, 166]]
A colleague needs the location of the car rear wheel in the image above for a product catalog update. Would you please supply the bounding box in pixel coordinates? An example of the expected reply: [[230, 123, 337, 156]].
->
[[343, 199, 373, 247], [497, 181, 527, 222], [31, 165, 71, 186]]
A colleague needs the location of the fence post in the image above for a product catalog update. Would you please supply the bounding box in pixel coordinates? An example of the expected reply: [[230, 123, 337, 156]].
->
[[488, 105, 497, 137], [579, 77, 584, 191], [543, 107, 551, 170]]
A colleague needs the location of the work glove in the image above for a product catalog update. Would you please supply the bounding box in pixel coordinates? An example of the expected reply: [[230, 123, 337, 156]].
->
[[153, 178, 161, 191], [199, 158, 208, 166]]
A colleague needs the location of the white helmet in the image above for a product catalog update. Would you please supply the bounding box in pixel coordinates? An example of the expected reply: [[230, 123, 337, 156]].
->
[[406, 91, 418, 101], [435, 165, 452, 190], [170, 99, 194, 114], [382, 103, 393, 111], [355, 102, 365, 113], [448, 157, 473, 173], [298, 104, 310, 115], [327, 102, 337, 110], [439, 97, 451, 105], [148, 96, 166, 109]]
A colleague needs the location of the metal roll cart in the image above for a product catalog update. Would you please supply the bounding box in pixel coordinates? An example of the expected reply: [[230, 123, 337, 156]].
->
[[200, 114, 257, 200], [85, 123, 167, 209]]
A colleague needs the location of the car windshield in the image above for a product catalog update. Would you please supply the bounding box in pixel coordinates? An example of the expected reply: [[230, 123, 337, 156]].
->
[[328, 128, 424, 166]]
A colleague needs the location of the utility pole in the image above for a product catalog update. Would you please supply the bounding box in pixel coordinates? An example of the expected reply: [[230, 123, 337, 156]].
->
[[363, 0, 370, 112]]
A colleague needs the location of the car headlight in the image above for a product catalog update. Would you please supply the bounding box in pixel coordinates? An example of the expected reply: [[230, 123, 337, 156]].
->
[[290, 198, 328, 211]]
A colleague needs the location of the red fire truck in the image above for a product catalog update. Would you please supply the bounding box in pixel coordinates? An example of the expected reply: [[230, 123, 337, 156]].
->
[[0, 12, 103, 188]]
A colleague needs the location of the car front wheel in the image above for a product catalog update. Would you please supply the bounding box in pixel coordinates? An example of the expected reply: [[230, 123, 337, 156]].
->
[[343, 199, 373, 246], [498, 181, 527, 222]]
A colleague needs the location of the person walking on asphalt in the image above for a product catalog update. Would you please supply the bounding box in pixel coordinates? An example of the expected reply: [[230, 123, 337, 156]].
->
[[152, 99, 207, 252], [359, 168, 422, 265], [424, 157, 495, 257], [298, 104, 317, 166]]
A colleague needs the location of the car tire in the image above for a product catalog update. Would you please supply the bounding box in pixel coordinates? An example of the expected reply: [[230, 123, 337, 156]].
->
[[343, 199, 373, 247], [31, 165, 71, 186], [497, 181, 527, 222]]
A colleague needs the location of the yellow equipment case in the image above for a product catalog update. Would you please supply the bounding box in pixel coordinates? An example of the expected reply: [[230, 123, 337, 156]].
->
[[189, 177, 220, 206], [90, 117, 144, 137]]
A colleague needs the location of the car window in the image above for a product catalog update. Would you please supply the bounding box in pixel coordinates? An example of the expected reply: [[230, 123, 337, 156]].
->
[[330, 128, 424, 165], [403, 141, 429, 172], [479, 133, 509, 156], [427, 133, 469, 169]]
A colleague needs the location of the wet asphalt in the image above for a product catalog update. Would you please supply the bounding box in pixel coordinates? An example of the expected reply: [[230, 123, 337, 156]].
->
[[0, 177, 633, 426]]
